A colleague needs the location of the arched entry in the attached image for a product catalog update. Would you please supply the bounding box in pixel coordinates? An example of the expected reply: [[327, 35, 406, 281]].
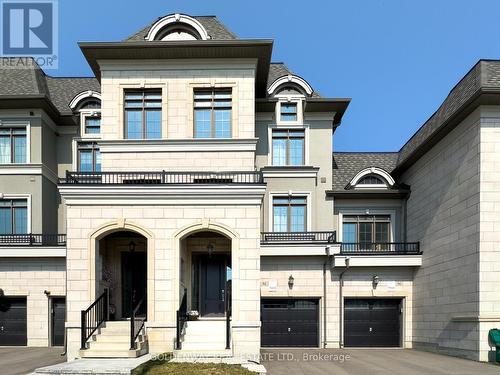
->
[[97, 230, 147, 319], [180, 231, 232, 317]]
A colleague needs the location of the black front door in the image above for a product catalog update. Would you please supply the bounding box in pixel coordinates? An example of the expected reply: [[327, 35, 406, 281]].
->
[[344, 298, 401, 347], [51, 297, 65, 346], [122, 252, 147, 318], [200, 255, 226, 316]]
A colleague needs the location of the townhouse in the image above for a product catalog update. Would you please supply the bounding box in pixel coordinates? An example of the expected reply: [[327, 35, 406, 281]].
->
[[0, 13, 498, 363]]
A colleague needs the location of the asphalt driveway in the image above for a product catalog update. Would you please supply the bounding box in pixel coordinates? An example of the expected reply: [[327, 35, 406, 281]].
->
[[0, 347, 66, 375], [261, 348, 500, 375]]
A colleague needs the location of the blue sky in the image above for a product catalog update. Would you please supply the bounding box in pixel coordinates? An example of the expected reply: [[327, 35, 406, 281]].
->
[[55, 0, 500, 152]]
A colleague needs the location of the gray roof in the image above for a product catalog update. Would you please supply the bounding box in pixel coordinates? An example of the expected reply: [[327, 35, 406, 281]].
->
[[332, 152, 399, 191], [125, 15, 238, 42], [0, 58, 100, 115], [396, 60, 500, 171]]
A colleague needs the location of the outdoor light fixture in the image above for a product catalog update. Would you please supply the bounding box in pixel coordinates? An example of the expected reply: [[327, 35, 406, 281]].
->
[[0, 288, 3, 297], [288, 275, 294, 289], [207, 243, 214, 257], [129, 241, 136, 252], [372, 275, 380, 288]]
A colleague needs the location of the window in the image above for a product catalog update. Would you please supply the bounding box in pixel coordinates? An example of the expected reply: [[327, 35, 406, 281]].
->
[[0, 199, 28, 234], [0, 127, 26, 164], [84, 115, 101, 134], [357, 175, 386, 185], [124, 90, 162, 139], [194, 89, 232, 138], [342, 215, 391, 245], [280, 102, 297, 122], [78, 142, 101, 172], [273, 196, 306, 232], [272, 129, 304, 166]]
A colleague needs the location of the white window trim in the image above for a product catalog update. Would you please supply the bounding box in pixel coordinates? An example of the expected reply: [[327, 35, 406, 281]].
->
[[267, 74, 313, 96], [268, 191, 312, 232], [0, 121, 31, 164], [267, 124, 310, 167], [349, 167, 395, 189], [275, 98, 304, 125], [0, 193, 32, 233], [338, 208, 396, 243], [80, 110, 102, 139], [69, 91, 102, 110]]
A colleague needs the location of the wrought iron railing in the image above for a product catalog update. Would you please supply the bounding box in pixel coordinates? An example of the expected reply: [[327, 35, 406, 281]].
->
[[340, 242, 421, 254], [59, 171, 264, 185], [225, 284, 231, 349], [260, 231, 336, 244], [81, 290, 108, 350], [0, 234, 66, 246], [175, 288, 187, 350], [130, 298, 146, 350]]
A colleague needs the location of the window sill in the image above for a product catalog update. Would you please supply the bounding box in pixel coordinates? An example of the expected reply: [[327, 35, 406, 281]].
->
[[261, 165, 319, 178]]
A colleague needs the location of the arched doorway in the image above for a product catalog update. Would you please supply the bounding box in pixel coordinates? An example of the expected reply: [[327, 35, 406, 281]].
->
[[96, 230, 147, 320], [180, 231, 232, 318]]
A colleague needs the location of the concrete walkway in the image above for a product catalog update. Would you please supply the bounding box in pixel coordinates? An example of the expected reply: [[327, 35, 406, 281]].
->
[[34, 354, 152, 374], [0, 347, 65, 375], [261, 348, 500, 375]]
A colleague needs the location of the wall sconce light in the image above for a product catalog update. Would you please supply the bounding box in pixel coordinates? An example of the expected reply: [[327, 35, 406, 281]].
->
[[372, 275, 379, 289], [207, 243, 214, 257], [44, 290, 51, 296], [0, 288, 4, 297], [288, 275, 294, 289], [129, 241, 136, 253]]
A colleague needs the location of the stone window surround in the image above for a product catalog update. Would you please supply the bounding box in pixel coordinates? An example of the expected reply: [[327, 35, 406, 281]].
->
[[275, 97, 305, 126], [267, 123, 310, 167], [0, 193, 32, 233], [268, 191, 312, 232], [337, 208, 396, 243], [0, 120, 31, 164], [79, 110, 102, 139]]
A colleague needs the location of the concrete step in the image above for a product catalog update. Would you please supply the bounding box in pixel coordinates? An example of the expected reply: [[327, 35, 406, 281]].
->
[[92, 334, 145, 343], [173, 349, 232, 359], [182, 336, 226, 344], [103, 321, 131, 328], [87, 340, 146, 351], [79, 346, 147, 358], [181, 342, 228, 351]]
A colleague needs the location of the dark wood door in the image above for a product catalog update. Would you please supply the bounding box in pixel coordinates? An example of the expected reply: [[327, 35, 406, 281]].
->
[[201, 256, 226, 316], [0, 297, 27, 346], [261, 298, 319, 347], [122, 252, 147, 318], [51, 297, 65, 346], [344, 298, 401, 347]]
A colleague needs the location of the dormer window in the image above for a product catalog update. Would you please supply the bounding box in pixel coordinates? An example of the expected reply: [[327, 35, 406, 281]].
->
[[358, 175, 386, 185], [280, 103, 297, 122], [348, 167, 396, 190]]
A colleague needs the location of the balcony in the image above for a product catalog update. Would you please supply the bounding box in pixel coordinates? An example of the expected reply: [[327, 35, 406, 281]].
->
[[59, 171, 264, 185], [261, 231, 336, 244], [333, 242, 422, 267], [260, 231, 338, 256], [0, 234, 67, 246], [340, 242, 421, 255]]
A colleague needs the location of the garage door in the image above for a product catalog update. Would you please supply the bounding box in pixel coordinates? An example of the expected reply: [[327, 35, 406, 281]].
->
[[0, 297, 27, 346], [261, 298, 319, 347], [344, 298, 401, 347]]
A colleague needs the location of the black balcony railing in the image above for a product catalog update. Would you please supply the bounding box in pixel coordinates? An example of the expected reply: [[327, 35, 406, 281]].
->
[[261, 231, 336, 244], [59, 171, 264, 185], [0, 234, 66, 246], [340, 242, 421, 254]]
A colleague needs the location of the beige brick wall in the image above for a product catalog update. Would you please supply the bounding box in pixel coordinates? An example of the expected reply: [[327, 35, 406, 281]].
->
[[0, 258, 66, 346], [401, 109, 481, 359], [65, 203, 261, 359], [260, 257, 414, 348], [478, 106, 500, 361]]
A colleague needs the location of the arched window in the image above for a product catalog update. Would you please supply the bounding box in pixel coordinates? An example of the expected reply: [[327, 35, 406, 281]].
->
[[145, 14, 210, 41], [357, 175, 386, 185]]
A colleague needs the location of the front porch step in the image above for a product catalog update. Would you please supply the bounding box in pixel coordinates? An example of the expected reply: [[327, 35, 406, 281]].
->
[[173, 349, 233, 359], [80, 320, 148, 359], [178, 319, 228, 352]]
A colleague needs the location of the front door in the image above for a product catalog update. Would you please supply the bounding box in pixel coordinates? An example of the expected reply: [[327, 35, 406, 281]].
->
[[121, 252, 147, 318], [51, 297, 65, 346], [200, 255, 226, 317]]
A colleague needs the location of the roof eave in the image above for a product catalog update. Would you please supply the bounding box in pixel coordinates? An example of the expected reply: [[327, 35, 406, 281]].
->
[[0, 95, 74, 124], [79, 40, 274, 96], [326, 189, 411, 199]]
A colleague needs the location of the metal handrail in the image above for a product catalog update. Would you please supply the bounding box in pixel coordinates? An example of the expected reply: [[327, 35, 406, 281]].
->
[[81, 290, 108, 350], [261, 231, 336, 244], [130, 298, 146, 350], [175, 289, 187, 350], [0, 234, 66, 246], [59, 171, 264, 185], [340, 242, 421, 254]]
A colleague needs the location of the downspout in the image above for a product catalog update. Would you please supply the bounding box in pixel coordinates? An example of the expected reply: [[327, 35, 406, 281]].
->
[[323, 246, 332, 348], [338, 257, 350, 348]]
